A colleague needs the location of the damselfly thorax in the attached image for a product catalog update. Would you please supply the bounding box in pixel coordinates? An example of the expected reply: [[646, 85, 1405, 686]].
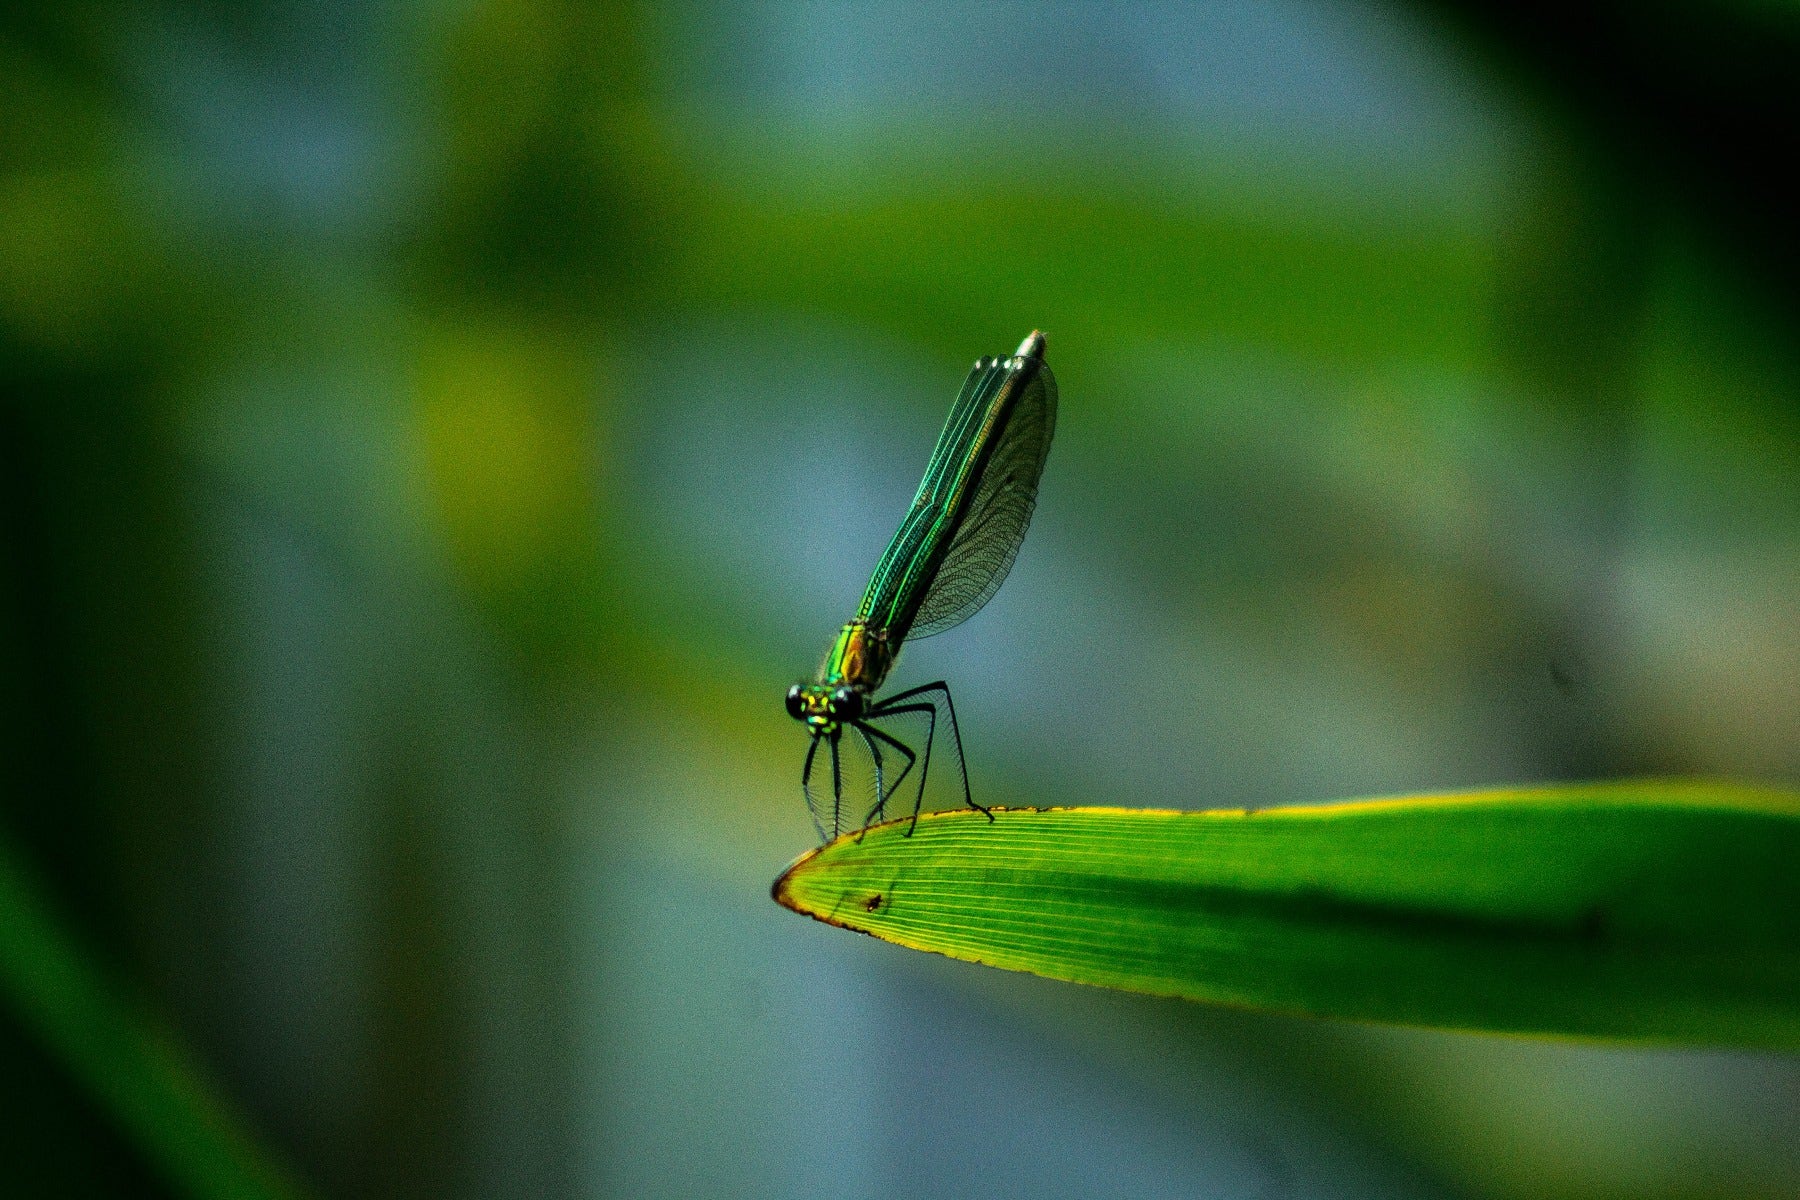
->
[[786, 621, 893, 734]]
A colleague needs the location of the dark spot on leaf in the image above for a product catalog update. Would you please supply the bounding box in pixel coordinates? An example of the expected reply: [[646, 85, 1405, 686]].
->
[[864, 893, 883, 912]]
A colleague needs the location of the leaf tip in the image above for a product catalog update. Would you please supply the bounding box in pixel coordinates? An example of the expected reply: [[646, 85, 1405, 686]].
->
[[769, 847, 816, 914]]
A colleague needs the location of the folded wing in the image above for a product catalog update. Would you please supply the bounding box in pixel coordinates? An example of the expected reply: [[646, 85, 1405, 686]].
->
[[908, 361, 1057, 639]]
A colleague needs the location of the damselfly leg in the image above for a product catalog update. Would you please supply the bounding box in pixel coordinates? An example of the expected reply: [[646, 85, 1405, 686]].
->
[[800, 732, 852, 844], [797, 681, 991, 841], [864, 683, 993, 834], [851, 723, 906, 836], [866, 681, 990, 837]]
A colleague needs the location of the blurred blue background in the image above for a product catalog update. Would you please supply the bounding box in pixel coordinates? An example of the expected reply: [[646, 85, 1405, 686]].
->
[[4, 2, 1800, 1197]]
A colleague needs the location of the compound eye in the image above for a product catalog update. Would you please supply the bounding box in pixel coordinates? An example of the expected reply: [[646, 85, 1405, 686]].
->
[[830, 686, 864, 721], [785, 684, 806, 720]]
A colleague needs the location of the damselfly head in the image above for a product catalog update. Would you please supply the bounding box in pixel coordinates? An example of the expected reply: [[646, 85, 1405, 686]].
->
[[785, 682, 865, 733]]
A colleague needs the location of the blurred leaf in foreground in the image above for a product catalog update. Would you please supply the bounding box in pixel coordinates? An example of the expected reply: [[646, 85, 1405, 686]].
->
[[0, 834, 310, 1200], [774, 782, 1800, 1049]]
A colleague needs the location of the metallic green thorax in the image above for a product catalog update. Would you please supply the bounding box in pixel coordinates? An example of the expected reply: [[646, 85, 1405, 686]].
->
[[791, 619, 894, 735], [820, 620, 893, 693], [854, 332, 1048, 644]]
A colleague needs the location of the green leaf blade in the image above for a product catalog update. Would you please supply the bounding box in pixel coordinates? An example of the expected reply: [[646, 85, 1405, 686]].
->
[[772, 783, 1800, 1048]]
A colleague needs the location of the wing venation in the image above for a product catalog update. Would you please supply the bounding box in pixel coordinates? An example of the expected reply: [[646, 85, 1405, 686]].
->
[[908, 361, 1057, 639]]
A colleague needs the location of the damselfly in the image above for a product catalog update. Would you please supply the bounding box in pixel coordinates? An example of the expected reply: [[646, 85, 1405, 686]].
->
[[786, 331, 1057, 841]]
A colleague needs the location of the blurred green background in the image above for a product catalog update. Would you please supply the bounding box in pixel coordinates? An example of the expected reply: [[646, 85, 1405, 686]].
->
[[4, 2, 1799, 1198]]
